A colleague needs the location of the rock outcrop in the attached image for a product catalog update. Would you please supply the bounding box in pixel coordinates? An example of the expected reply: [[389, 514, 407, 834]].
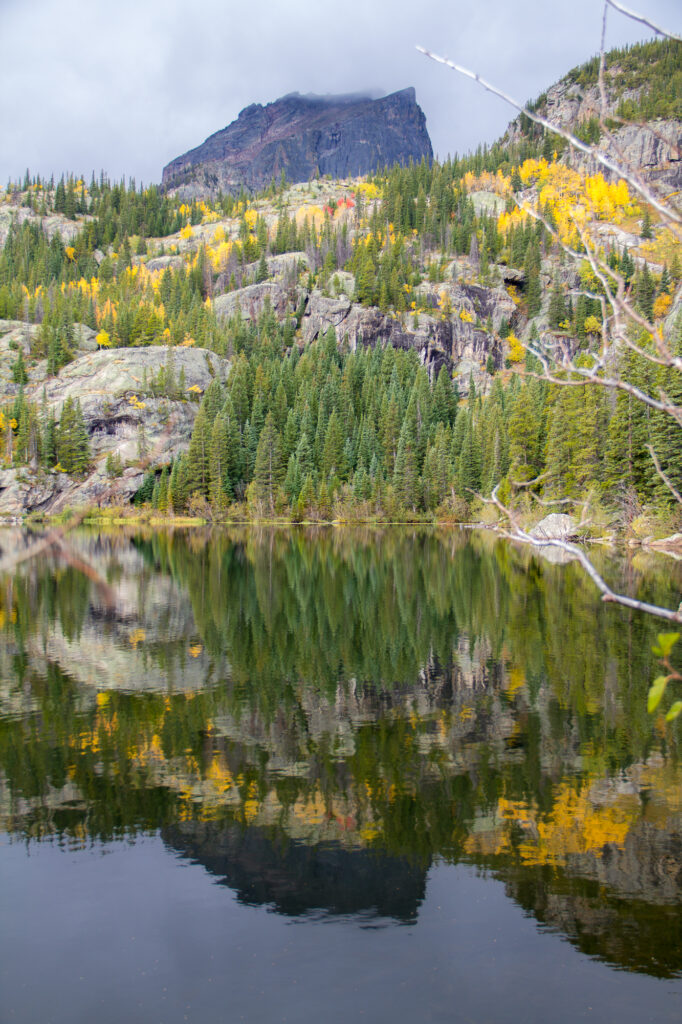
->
[[0, 346, 230, 516], [162, 88, 433, 198], [504, 63, 681, 189], [213, 274, 515, 392], [0, 204, 86, 249]]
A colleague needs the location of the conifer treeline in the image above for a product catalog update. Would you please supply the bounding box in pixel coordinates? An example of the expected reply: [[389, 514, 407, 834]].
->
[[138, 309, 681, 520]]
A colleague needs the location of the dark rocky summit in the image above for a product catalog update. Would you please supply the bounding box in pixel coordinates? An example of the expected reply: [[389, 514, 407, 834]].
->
[[162, 88, 432, 197]]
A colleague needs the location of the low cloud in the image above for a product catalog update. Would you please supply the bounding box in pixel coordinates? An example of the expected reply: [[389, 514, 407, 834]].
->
[[1, 0, 679, 184]]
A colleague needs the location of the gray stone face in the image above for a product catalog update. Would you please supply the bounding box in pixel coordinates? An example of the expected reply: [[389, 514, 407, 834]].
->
[[162, 88, 433, 198], [0, 346, 231, 516], [211, 276, 516, 395]]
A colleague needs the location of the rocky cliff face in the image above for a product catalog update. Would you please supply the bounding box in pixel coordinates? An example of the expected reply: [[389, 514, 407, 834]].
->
[[0, 345, 230, 516], [504, 71, 681, 189], [212, 265, 515, 390], [162, 88, 433, 198]]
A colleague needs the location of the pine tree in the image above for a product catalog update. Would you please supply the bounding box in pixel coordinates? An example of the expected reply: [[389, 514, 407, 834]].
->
[[548, 278, 567, 328], [393, 419, 419, 510], [524, 237, 542, 317], [186, 404, 211, 497], [209, 413, 232, 505], [11, 350, 28, 385], [649, 317, 682, 505], [57, 397, 90, 473], [457, 413, 481, 497], [508, 382, 542, 482], [321, 409, 345, 481], [253, 412, 283, 512]]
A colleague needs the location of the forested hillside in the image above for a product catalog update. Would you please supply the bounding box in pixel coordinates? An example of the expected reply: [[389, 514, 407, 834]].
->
[[0, 38, 680, 527]]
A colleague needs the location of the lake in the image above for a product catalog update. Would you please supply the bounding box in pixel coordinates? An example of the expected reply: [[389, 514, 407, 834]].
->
[[1, 526, 681, 1024]]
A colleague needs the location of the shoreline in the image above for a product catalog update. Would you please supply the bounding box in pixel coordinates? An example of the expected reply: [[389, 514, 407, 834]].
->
[[3, 506, 682, 557]]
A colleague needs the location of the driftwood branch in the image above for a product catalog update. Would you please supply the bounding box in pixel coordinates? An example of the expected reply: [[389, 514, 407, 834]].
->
[[486, 485, 682, 623]]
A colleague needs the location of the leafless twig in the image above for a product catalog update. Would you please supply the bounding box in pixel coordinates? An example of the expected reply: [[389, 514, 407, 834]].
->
[[605, 0, 682, 41], [646, 444, 682, 506]]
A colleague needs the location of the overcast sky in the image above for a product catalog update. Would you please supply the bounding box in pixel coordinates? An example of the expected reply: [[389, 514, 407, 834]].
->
[[2, 0, 679, 186]]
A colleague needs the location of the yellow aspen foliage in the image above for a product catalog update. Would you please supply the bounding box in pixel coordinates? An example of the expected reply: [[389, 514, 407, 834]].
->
[[459, 308, 475, 323], [295, 204, 325, 228], [356, 181, 380, 199], [507, 333, 525, 363], [497, 208, 530, 234], [65, 246, 76, 261], [509, 158, 636, 248], [463, 169, 511, 196], [653, 293, 672, 320], [583, 315, 602, 336], [180, 223, 193, 240], [96, 330, 112, 349]]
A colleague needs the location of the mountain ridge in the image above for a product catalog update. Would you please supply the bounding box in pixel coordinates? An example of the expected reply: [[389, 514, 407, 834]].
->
[[161, 87, 433, 198]]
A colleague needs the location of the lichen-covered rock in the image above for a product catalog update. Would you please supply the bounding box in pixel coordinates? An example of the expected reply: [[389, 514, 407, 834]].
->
[[0, 319, 99, 397], [143, 254, 185, 273], [503, 65, 681, 188], [0, 467, 70, 517], [299, 284, 513, 390]]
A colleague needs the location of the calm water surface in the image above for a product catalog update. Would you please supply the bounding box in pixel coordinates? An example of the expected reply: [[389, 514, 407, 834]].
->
[[1, 526, 681, 1023]]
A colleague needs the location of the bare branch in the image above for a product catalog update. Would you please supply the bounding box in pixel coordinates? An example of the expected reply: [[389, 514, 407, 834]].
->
[[521, 344, 682, 419], [646, 443, 682, 506], [512, 197, 682, 385], [516, 195, 675, 359], [605, 0, 682, 41]]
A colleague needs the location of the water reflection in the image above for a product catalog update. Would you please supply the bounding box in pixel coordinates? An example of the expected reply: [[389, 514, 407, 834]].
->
[[1, 526, 681, 976]]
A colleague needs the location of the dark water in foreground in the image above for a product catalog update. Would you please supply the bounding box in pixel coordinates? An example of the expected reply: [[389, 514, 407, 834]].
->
[[0, 526, 681, 1023]]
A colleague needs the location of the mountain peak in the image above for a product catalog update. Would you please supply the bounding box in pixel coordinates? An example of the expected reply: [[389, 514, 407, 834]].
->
[[162, 88, 432, 198]]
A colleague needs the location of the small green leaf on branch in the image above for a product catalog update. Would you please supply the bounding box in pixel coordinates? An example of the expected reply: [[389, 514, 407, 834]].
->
[[647, 676, 668, 713]]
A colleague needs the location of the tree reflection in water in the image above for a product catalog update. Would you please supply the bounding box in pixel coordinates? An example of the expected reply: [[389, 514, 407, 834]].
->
[[0, 526, 680, 975]]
